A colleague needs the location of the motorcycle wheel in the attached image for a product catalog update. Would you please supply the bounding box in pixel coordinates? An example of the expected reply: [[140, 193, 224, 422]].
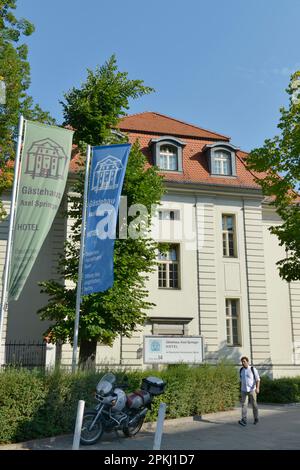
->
[[80, 412, 103, 445], [123, 415, 145, 437]]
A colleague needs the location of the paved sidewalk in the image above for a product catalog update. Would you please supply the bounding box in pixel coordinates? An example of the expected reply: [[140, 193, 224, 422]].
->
[[1, 404, 300, 450]]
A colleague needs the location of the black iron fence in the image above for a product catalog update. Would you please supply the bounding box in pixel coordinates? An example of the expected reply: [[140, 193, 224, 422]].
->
[[4, 341, 46, 368]]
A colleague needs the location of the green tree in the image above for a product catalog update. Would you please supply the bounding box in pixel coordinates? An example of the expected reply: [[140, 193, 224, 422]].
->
[[38, 56, 164, 365], [0, 0, 54, 218], [247, 71, 300, 282]]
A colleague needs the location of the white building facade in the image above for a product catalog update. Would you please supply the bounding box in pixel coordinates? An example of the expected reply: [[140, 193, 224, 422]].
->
[[1, 112, 300, 377]]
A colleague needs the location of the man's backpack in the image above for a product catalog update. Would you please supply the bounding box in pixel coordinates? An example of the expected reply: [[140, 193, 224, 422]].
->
[[240, 366, 256, 380]]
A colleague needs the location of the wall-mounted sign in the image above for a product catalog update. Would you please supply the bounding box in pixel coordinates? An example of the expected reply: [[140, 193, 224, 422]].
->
[[144, 336, 204, 364]]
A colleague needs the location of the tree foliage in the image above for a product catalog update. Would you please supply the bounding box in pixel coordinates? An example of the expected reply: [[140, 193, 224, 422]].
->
[[0, 0, 54, 217], [247, 71, 300, 281], [38, 57, 164, 362], [61, 55, 153, 147]]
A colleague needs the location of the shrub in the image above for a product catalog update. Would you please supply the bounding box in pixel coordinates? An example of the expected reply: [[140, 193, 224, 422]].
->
[[259, 376, 300, 403], [0, 362, 239, 444], [0, 368, 47, 443]]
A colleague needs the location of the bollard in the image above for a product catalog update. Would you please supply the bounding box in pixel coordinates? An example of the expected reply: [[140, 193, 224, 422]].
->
[[72, 400, 85, 450], [153, 402, 166, 450]]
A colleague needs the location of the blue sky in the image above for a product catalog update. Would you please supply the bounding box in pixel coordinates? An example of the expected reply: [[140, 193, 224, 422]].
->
[[16, 0, 300, 151]]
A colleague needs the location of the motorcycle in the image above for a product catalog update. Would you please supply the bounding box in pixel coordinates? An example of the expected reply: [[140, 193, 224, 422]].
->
[[80, 372, 166, 445]]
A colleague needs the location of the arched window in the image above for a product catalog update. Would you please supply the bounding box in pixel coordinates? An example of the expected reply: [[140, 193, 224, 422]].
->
[[159, 145, 178, 171], [151, 136, 185, 172], [204, 142, 238, 176]]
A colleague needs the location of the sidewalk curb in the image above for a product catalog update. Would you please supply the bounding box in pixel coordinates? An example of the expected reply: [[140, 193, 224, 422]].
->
[[1, 403, 299, 450], [0, 409, 239, 450]]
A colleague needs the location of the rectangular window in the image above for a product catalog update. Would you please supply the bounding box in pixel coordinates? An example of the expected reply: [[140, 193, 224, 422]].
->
[[159, 145, 178, 171], [157, 244, 180, 289], [158, 210, 180, 221], [226, 299, 241, 346], [212, 150, 232, 175], [222, 214, 236, 257]]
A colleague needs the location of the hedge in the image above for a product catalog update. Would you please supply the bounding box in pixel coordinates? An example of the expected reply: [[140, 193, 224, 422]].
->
[[259, 376, 300, 403], [0, 363, 239, 444]]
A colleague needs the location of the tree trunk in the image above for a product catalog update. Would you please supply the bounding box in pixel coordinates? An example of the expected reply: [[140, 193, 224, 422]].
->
[[79, 339, 97, 370]]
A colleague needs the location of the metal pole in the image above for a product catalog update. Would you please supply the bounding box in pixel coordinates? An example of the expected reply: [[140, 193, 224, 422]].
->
[[72, 145, 91, 373], [0, 115, 24, 366], [153, 402, 166, 450], [72, 400, 85, 450]]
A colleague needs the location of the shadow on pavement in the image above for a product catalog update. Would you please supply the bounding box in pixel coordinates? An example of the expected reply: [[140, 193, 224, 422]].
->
[[1, 404, 300, 451]]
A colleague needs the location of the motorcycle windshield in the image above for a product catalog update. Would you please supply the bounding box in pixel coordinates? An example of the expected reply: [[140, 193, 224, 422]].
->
[[96, 372, 116, 394]]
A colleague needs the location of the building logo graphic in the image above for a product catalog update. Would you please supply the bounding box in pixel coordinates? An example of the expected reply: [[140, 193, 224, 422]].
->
[[25, 138, 68, 180], [150, 340, 162, 352], [92, 156, 123, 192]]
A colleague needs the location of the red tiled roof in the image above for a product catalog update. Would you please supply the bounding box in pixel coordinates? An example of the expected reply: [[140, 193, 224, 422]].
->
[[69, 112, 267, 192], [124, 129, 264, 190], [118, 112, 230, 141]]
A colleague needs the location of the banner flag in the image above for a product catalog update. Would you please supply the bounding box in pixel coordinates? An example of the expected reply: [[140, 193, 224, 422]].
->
[[82, 143, 131, 295], [8, 120, 74, 300]]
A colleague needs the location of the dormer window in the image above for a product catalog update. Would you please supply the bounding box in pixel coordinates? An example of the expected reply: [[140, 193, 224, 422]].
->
[[159, 145, 178, 171], [204, 142, 239, 177], [213, 150, 232, 175], [151, 136, 185, 172]]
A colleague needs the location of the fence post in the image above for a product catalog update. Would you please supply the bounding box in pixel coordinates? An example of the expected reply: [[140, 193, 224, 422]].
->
[[72, 400, 85, 450], [0, 342, 4, 367], [153, 402, 166, 450], [45, 343, 56, 370]]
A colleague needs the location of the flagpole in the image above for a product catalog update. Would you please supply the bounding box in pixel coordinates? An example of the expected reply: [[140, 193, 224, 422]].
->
[[72, 145, 91, 373], [0, 115, 25, 366]]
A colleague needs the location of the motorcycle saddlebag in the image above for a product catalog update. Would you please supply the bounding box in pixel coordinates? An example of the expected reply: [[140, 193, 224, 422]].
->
[[127, 390, 151, 409], [141, 376, 166, 395]]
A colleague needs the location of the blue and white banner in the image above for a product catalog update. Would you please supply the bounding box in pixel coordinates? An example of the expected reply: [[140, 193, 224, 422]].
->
[[82, 143, 131, 295]]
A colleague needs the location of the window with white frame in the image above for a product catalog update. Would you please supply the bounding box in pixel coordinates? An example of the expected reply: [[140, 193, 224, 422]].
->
[[157, 244, 180, 288], [205, 142, 238, 177], [159, 145, 178, 171], [222, 214, 236, 257], [213, 150, 231, 175], [158, 209, 180, 221], [151, 136, 185, 172], [226, 299, 241, 346]]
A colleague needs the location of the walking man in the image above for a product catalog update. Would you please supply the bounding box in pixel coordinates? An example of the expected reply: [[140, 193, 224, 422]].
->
[[238, 356, 260, 426]]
